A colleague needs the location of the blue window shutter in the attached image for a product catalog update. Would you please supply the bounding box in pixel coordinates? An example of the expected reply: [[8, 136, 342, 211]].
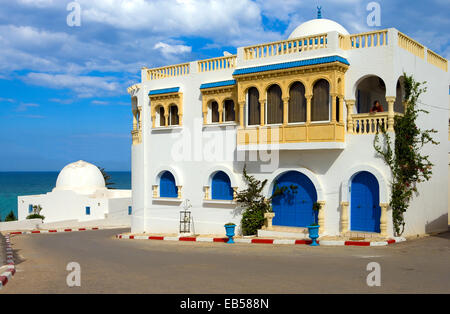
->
[[128, 206, 132, 215], [160, 171, 178, 198], [29, 204, 33, 213], [211, 171, 233, 200], [86, 207, 91, 215]]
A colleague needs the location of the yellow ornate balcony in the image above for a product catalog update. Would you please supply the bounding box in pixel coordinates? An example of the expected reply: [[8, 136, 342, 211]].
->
[[237, 123, 345, 149]]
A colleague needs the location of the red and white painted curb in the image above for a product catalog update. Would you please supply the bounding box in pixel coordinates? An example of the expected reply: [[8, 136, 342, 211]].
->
[[0, 234, 16, 290], [8, 227, 101, 236], [116, 234, 406, 247]]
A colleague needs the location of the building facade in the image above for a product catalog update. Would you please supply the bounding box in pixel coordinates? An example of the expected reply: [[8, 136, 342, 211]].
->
[[18, 161, 132, 224], [128, 15, 449, 238]]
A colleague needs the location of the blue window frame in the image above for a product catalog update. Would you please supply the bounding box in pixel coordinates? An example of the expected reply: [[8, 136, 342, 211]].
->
[[28, 204, 33, 214], [211, 171, 234, 200], [128, 206, 132, 215], [85, 206, 91, 215], [160, 171, 178, 198]]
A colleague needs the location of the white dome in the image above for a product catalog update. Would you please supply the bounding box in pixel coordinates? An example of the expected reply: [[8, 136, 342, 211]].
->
[[289, 18, 349, 39], [54, 160, 106, 194]]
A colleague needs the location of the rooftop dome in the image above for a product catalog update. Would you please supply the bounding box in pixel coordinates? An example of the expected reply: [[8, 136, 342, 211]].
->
[[288, 18, 349, 39], [54, 160, 106, 194]]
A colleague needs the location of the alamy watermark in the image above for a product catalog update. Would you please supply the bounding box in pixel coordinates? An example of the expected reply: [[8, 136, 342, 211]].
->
[[367, 2, 381, 27], [66, 262, 81, 287], [67, 1, 81, 27], [366, 262, 381, 287]]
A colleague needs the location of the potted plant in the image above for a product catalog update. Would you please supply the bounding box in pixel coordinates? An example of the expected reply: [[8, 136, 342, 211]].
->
[[307, 202, 321, 246], [224, 223, 236, 244]]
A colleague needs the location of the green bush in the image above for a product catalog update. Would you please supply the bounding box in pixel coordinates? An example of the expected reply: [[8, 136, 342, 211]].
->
[[5, 211, 17, 222], [26, 214, 45, 220], [241, 208, 265, 236]]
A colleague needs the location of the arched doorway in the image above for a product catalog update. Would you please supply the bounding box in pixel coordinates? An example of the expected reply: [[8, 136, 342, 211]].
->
[[355, 76, 387, 113], [350, 171, 381, 233], [272, 171, 318, 228]]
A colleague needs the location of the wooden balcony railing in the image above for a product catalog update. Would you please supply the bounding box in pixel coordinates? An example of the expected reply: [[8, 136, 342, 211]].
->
[[243, 34, 328, 60]]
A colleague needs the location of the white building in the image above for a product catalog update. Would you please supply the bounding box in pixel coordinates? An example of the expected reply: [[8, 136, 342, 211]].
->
[[17, 161, 132, 224], [127, 13, 449, 238]]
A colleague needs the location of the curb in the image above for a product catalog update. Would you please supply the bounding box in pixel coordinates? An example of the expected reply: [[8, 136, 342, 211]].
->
[[8, 227, 100, 236], [116, 234, 406, 247], [0, 234, 16, 290]]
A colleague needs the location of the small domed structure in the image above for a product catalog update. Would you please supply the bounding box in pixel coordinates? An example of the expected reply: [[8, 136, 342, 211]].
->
[[289, 18, 349, 39], [54, 160, 106, 194]]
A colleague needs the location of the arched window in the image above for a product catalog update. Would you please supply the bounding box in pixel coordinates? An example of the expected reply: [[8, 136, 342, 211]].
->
[[211, 171, 234, 200], [312, 79, 330, 122], [156, 106, 165, 127], [247, 87, 260, 126], [355, 76, 387, 113], [266, 84, 283, 124], [169, 105, 179, 126], [160, 171, 178, 198], [289, 82, 306, 123], [224, 99, 235, 122], [210, 101, 219, 123]]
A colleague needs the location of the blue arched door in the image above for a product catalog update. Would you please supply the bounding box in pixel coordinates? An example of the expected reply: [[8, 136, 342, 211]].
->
[[272, 171, 318, 228], [211, 171, 234, 200], [351, 171, 381, 232], [160, 171, 178, 198]]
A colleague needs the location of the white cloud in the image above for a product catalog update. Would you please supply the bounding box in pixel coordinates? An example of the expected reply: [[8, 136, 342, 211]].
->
[[154, 42, 191, 56], [23, 73, 122, 98]]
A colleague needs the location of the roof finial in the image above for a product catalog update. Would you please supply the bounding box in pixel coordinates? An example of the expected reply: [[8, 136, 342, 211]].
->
[[317, 6, 322, 19]]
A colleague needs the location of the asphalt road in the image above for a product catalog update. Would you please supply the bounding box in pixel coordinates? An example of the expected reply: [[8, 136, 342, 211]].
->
[[2, 228, 449, 294]]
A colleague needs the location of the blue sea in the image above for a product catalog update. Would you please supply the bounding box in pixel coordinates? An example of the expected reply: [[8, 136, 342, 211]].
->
[[0, 172, 131, 221]]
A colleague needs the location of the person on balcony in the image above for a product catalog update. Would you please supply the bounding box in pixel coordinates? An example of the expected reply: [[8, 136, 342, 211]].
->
[[370, 100, 384, 113]]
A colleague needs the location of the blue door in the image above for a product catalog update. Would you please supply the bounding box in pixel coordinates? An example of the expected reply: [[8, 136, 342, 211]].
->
[[272, 171, 318, 228], [211, 171, 234, 200], [351, 171, 381, 232]]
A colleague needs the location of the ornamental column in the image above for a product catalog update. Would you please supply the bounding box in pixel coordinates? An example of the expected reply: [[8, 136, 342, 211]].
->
[[238, 101, 245, 127], [260, 98, 266, 126], [138, 107, 142, 130], [338, 96, 345, 123], [177, 186, 182, 199], [340, 201, 349, 234], [164, 112, 169, 127], [386, 96, 396, 132], [331, 93, 337, 123], [306, 94, 312, 124], [318, 201, 326, 234], [132, 110, 138, 131], [282, 97, 289, 126], [345, 99, 355, 134], [380, 203, 389, 237]]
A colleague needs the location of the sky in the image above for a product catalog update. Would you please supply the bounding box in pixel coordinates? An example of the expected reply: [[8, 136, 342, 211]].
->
[[0, 0, 449, 171]]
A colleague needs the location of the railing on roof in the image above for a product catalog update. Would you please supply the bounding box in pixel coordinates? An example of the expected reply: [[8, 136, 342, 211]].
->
[[427, 49, 448, 72], [243, 34, 328, 61], [147, 63, 190, 80], [198, 55, 237, 73], [339, 30, 389, 50], [398, 32, 425, 59]]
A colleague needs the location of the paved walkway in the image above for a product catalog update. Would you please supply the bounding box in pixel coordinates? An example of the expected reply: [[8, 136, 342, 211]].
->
[[1, 228, 449, 293]]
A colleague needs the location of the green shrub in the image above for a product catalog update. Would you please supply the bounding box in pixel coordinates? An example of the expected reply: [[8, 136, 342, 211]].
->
[[5, 211, 17, 222], [26, 214, 45, 220]]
